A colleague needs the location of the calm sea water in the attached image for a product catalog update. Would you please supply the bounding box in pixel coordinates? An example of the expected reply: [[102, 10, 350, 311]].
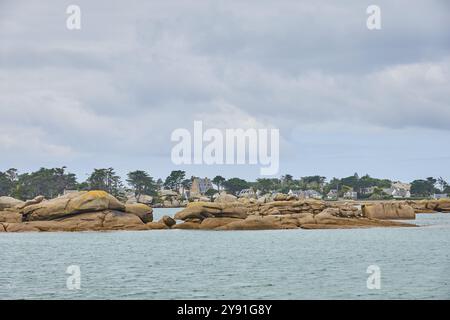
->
[[0, 209, 449, 300]]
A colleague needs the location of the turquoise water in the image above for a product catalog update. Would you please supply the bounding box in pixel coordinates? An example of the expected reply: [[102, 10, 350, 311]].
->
[[0, 210, 449, 299]]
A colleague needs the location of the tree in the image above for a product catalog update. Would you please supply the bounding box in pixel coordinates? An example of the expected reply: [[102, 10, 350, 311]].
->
[[411, 178, 437, 197], [156, 178, 163, 190], [14, 167, 77, 199], [437, 177, 448, 192], [164, 170, 186, 191], [181, 179, 192, 197], [212, 175, 226, 192], [126, 170, 157, 197], [86, 168, 122, 197], [281, 174, 293, 184], [205, 188, 218, 201], [340, 185, 353, 197], [255, 178, 278, 194], [0, 168, 18, 196], [369, 187, 390, 200], [299, 175, 326, 192], [223, 178, 249, 196]]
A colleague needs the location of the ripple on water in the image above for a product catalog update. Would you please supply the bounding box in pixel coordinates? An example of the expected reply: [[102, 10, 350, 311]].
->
[[0, 211, 449, 299]]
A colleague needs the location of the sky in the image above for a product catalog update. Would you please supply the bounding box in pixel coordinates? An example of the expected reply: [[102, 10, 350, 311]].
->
[[1, 0, 449, 183]]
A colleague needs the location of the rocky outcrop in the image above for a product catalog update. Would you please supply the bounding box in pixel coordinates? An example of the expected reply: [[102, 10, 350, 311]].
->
[[214, 193, 237, 203], [0, 210, 149, 232], [21, 191, 125, 221], [158, 215, 176, 228], [400, 199, 449, 213], [125, 203, 153, 223], [0, 196, 24, 210], [146, 221, 169, 229], [16, 195, 45, 209], [0, 191, 155, 232], [174, 202, 249, 220], [172, 221, 201, 230], [199, 217, 243, 230], [172, 199, 414, 230], [362, 202, 415, 220], [0, 211, 22, 223]]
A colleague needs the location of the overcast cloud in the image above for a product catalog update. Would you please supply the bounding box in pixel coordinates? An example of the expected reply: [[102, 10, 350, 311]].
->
[[1, 0, 449, 182]]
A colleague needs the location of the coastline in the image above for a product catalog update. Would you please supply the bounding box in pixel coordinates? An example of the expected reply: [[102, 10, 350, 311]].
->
[[1, 191, 449, 233]]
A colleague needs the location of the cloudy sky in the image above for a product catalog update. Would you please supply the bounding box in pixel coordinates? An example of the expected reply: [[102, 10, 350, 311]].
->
[[1, 0, 449, 182]]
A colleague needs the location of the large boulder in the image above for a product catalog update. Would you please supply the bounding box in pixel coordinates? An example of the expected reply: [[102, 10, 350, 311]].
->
[[137, 194, 153, 205], [437, 198, 450, 212], [172, 221, 201, 230], [16, 195, 45, 209], [0, 211, 22, 223], [362, 202, 415, 220], [102, 211, 147, 230], [0, 196, 24, 210], [125, 203, 153, 223], [146, 221, 169, 229], [273, 193, 288, 201], [214, 193, 237, 203], [216, 216, 291, 230], [22, 191, 125, 221], [1, 210, 147, 232], [174, 202, 248, 221], [199, 217, 243, 230], [158, 215, 176, 228]]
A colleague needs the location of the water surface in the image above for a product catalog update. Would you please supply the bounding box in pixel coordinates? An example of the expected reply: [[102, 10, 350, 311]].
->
[[0, 210, 449, 299]]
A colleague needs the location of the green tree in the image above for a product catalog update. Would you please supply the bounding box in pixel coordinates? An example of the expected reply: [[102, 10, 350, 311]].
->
[[223, 178, 249, 196], [255, 178, 278, 194], [212, 175, 226, 192], [181, 178, 192, 197], [126, 170, 157, 197], [164, 170, 186, 191], [0, 168, 18, 196], [281, 174, 293, 184], [156, 178, 163, 190], [437, 177, 448, 192], [299, 175, 326, 191], [86, 168, 122, 197], [411, 178, 437, 197], [14, 167, 77, 199], [205, 188, 218, 201]]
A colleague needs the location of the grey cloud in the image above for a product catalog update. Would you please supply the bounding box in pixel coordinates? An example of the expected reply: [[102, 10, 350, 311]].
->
[[0, 0, 449, 179]]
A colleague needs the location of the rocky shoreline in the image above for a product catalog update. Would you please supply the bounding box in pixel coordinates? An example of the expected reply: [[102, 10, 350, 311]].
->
[[1, 191, 449, 232]]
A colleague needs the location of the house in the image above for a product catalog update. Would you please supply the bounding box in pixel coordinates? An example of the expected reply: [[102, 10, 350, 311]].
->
[[63, 189, 78, 195], [360, 186, 376, 195], [432, 194, 448, 200], [238, 188, 256, 198], [325, 189, 338, 200], [343, 191, 358, 200], [190, 177, 214, 196], [383, 182, 411, 198], [288, 189, 323, 200]]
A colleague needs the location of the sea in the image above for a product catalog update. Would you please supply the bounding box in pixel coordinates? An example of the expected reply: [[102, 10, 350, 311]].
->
[[0, 209, 449, 299]]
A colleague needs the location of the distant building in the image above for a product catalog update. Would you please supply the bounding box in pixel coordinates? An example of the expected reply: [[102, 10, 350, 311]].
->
[[289, 189, 322, 200], [63, 189, 78, 195], [190, 177, 214, 196], [343, 191, 358, 200], [238, 188, 256, 198], [326, 189, 338, 200], [432, 194, 448, 200], [383, 182, 411, 198], [360, 187, 376, 195]]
